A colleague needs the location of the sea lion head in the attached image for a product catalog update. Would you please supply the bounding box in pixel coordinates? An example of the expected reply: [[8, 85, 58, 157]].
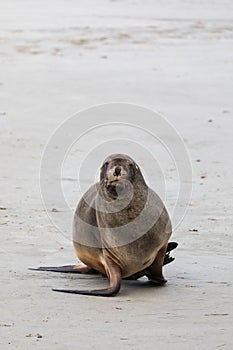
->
[[100, 154, 143, 199]]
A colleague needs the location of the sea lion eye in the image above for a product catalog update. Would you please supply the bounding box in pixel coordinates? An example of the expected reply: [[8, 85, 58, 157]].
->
[[129, 163, 135, 170], [103, 162, 109, 168], [129, 163, 135, 174]]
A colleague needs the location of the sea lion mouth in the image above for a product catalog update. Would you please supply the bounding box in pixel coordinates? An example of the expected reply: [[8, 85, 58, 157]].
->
[[107, 176, 128, 186], [108, 178, 120, 185], [105, 178, 130, 198]]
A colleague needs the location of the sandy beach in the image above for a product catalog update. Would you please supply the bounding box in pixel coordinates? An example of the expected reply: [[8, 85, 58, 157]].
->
[[0, 1, 233, 349]]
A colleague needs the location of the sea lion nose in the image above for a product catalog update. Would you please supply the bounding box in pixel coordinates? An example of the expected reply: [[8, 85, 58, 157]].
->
[[114, 166, 121, 176]]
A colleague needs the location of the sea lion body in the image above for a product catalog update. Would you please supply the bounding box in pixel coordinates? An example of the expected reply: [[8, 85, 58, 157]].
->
[[32, 154, 177, 296], [73, 183, 171, 279]]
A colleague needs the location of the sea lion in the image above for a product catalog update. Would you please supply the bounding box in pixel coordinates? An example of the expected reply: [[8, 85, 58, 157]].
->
[[31, 154, 177, 296]]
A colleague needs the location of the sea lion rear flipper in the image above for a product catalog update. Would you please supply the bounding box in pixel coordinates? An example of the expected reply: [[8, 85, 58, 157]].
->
[[163, 241, 178, 266], [166, 242, 178, 252], [52, 258, 122, 297], [28, 264, 98, 274]]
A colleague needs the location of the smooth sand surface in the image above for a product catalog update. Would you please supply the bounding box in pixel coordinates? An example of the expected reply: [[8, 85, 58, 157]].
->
[[0, 1, 233, 349]]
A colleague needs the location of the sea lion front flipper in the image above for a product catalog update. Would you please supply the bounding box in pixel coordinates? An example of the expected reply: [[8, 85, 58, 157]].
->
[[146, 244, 168, 285], [52, 258, 122, 297], [29, 264, 98, 274]]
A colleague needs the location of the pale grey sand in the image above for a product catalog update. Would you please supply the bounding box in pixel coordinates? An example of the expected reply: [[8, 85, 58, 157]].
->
[[0, 1, 233, 349]]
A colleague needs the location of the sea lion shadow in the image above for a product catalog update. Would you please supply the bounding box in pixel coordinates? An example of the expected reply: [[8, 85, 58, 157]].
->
[[53, 274, 165, 295], [120, 278, 167, 296]]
